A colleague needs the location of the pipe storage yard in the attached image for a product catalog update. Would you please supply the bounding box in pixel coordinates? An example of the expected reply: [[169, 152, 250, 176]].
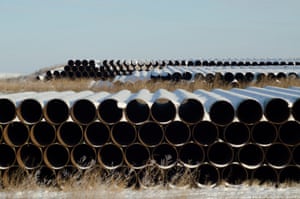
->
[[0, 85, 299, 188]]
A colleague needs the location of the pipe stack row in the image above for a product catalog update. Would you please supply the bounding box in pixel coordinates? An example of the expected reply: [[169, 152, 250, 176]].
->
[[0, 86, 299, 187]]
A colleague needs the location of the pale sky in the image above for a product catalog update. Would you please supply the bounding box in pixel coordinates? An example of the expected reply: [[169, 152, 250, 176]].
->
[[0, 0, 299, 74]]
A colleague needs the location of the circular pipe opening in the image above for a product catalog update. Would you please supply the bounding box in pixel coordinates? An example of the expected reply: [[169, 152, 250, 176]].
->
[[138, 122, 164, 147], [165, 121, 191, 146], [0, 99, 16, 124], [125, 99, 150, 124], [266, 143, 291, 169], [4, 122, 29, 147], [192, 121, 218, 146], [151, 99, 176, 124], [178, 99, 204, 124], [279, 121, 300, 146], [111, 122, 136, 147], [152, 143, 178, 169], [279, 166, 300, 184], [98, 144, 123, 169], [208, 142, 233, 168], [98, 99, 123, 124], [84, 122, 110, 147], [238, 144, 264, 169], [31, 122, 56, 147], [222, 163, 248, 185], [251, 121, 278, 146], [34, 166, 56, 186], [44, 144, 70, 169], [125, 143, 150, 169], [194, 164, 219, 187], [265, 99, 290, 124], [224, 72, 235, 83], [252, 166, 278, 185], [166, 166, 190, 188], [179, 143, 204, 168], [57, 122, 83, 147], [210, 101, 234, 126], [0, 144, 15, 169], [71, 99, 96, 125], [224, 122, 250, 147], [71, 144, 96, 169], [237, 99, 263, 124], [45, 99, 69, 125], [18, 99, 42, 124], [17, 144, 43, 169]]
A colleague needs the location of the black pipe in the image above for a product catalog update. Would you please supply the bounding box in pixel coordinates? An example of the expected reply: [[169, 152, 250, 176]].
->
[[98, 143, 124, 169], [57, 122, 83, 147], [165, 121, 191, 146], [17, 144, 43, 169], [252, 166, 278, 185], [0, 98, 16, 124], [75, 60, 81, 67], [84, 122, 110, 147], [68, 60, 74, 66], [44, 99, 69, 125], [171, 72, 182, 81], [71, 144, 96, 169], [44, 144, 70, 170], [192, 121, 218, 145], [0, 144, 15, 169], [179, 143, 204, 168], [111, 122, 136, 147], [18, 99, 43, 124], [98, 99, 123, 124], [279, 166, 300, 184], [293, 144, 300, 166], [245, 72, 254, 82], [222, 163, 248, 185], [208, 142, 233, 167], [152, 143, 178, 169], [138, 122, 164, 147], [178, 99, 204, 124], [151, 99, 176, 124], [4, 122, 29, 147], [238, 144, 264, 169], [71, 99, 97, 125], [210, 100, 235, 126], [194, 163, 219, 187], [279, 121, 300, 146], [224, 72, 235, 83], [30, 122, 56, 147], [82, 59, 88, 67], [125, 99, 150, 124], [265, 143, 291, 169], [236, 99, 263, 124], [125, 143, 150, 169], [251, 121, 277, 146], [235, 73, 245, 82], [223, 122, 250, 147]]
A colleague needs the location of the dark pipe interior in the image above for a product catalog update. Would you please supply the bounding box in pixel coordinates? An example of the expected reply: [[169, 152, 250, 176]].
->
[[165, 121, 190, 146], [99, 144, 123, 168], [279, 121, 300, 146], [111, 122, 136, 146], [195, 164, 219, 186], [251, 121, 277, 146], [35, 166, 56, 186], [45, 99, 69, 124], [193, 121, 218, 145], [0, 99, 15, 123], [45, 144, 69, 168], [293, 145, 300, 166], [178, 99, 204, 124], [222, 164, 248, 185], [19, 99, 42, 124], [126, 99, 150, 124], [224, 72, 235, 83], [237, 99, 263, 124], [72, 144, 96, 169], [279, 166, 300, 183], [210, 101, 234, 126], [179, 143, 204, 167], [151, 99, 176, 123], [238, 144, 264, 168], [252, 166, 278, 185], [171, 72, 182, 81], [98, 99, 123, 124], [265, 99, 290, 124], [292, 99, 300, 122], [58, 122, 83, 146], [138, 122, 164, 147], [245, 72, 254, 82], [85, 122, 110, 147], [224, 122, 250, 147], [5, 122, 29, 146], [72, 99, 96, 125], [208, 142, 233, 167], [166, 166, 188, 186], [0, 144, 15, 168], [125, 144, 149, 168], [152, 144, 177, 168], [32, 122, 56, 146], [18, 144, 42, 169], [266, 144, 291, 168], [138, 166, 164, 187], [235, 73, 245, 82]]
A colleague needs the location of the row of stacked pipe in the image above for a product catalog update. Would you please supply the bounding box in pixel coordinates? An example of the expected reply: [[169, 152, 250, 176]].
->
[[0, 86, 299, 188], [39, 59, 300, 85]]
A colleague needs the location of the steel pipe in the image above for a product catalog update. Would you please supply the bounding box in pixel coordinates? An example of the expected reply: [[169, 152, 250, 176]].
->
[[165, 121, 191, 146], [223, 122, 250, 147], [192, 121, 218, 146], [111, 121, 136, 147], [71, 144, 96, 169], [84, 122, 110, 148], [238, 144, 264, 169], [4, 122, 29, 147], [98, 143, 124, 169], [57, 121, 83, 147], [251, 121, 278, 147], [265, 143, 291, 169], [222, 163, 248, 185], [178, 142, 205, 168], [0, 144, 15, 169], [166, 166, 191, 188], [194, 163, 219, 187], [44, 143, 70, 170], [30, 122, 56, 147], [251, 166, 278, 185], [279, 166, 300, 184], [138, 122, 164, 147], [34, 166, 56, 186], [278, 121, 300, 146], [208, 142, 234, 168], [17, 144, 43, 170], [70, 99, 97, 125], [152, 143, 178, 169], [125, 143, 150, 169]]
